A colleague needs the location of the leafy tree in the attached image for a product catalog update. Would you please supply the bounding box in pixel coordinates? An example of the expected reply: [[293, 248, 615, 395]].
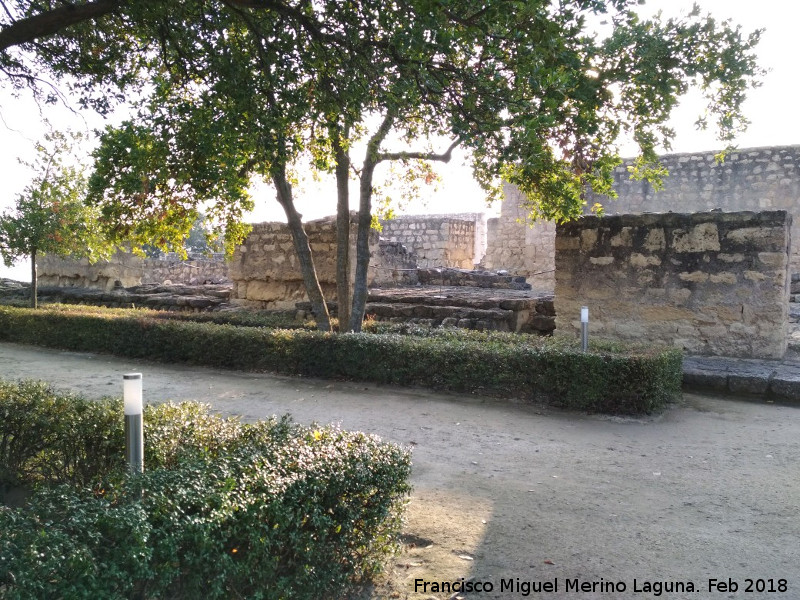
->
[[4, 0, 763, 331], [185, 214, 222, 255], [0, 131, 111, 307]]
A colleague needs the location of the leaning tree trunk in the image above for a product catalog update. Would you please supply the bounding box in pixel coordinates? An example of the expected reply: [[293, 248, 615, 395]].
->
[[30, 248, 38, 309], [348, 156, 379, 333], [272, 174, 331, 332], [349, 114, 394, 332], [332, 126, 351, 331]]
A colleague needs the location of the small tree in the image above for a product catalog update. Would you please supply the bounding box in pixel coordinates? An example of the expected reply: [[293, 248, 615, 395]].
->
[[0, 131, 111, 308]]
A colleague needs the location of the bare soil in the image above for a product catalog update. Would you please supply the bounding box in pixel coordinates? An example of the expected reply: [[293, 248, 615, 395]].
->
[[1, 342, 799, 599]]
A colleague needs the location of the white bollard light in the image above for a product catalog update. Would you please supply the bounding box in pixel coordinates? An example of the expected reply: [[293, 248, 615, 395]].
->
[[580, 306, 589, 353], [123, 373, 144, 474]]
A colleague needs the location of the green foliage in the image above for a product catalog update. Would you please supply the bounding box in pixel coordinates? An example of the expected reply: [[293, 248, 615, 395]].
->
[[156, 308, 315, 331], [0, 306, 682, 414], [3, 1, 764, 332], [61, 0, 762, 251], [0, 485, 152, 600], [0, 385, 412, 599], [134, 418, 411, 599], [0, 380, 124, 489], [88, 119, 253, 257], [0, 130, 110, 267], [0, 303, 313, 330]]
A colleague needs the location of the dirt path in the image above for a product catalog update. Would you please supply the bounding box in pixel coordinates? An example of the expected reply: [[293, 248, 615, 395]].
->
[[1, 342, 799, 599]]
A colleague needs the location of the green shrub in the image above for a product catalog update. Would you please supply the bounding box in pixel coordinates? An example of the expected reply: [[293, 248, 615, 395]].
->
[[0, 485, 151, 600], [0, 385, 412, 599], [0, 305, 682, 414], [136, 423, 410, 599], [0, 380, 124, 489], [155, 308, 315, 330]]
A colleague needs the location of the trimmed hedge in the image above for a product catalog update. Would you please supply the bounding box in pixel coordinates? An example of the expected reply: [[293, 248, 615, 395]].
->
[[0, 380, 124, 488], [0, 382, 412, 599], [0, 305, 682, 413]]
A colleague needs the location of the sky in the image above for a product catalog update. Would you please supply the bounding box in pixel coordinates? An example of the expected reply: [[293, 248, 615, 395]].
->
[[1, 0, 798, 281]]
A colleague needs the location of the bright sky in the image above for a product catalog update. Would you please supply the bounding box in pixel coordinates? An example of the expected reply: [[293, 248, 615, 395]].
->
[[1, 0, 798, 281]]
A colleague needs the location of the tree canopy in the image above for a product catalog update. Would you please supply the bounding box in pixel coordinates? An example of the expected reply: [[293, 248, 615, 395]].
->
[[2, 0, 764, 328], [0, 130, 110, 306]]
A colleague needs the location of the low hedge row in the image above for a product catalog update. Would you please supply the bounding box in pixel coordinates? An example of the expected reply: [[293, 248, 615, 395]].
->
[[0, 306, 682, 413], [0, 381, 411, 599]]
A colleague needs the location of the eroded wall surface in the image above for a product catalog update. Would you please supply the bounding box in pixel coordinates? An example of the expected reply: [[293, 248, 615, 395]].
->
[[380, 214, 482, 269], [230, 216, 414, 309], [38, 252, 229, 291], [480, 182, 556, 290], [486, 145, 800, 281], [554, 210, 791, 359]]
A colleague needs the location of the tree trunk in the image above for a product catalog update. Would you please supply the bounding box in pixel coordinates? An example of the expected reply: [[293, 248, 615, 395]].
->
[[272, 173, 331, 332], [349, 114, 395, 332], [332, 126, 351, 332], [348, 167, 373, 332], [30, 248, 38, 309]]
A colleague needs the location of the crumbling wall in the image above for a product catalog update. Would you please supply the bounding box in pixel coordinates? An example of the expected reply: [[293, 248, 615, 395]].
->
[[487, 145, 800, 280], [37, 252, 229, 291], [231, 217, 357, 309], [554, 210, 791, 359], [480, 182, 555, 290], [380, 214, 481, 269], [230, 216, 417, 308]]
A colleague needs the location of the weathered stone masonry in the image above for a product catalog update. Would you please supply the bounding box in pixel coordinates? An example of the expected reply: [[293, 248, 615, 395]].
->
[[379, 213, 483, 269], [38, 252, 229, 291], [480, 183, 556, 290], [486, 145, 800, 285], [229, 216, 416, 309], [554, 210, 791, 359]]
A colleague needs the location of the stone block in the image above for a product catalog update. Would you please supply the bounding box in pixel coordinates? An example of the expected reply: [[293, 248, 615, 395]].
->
[[580, 228, 598, 247], [718, 255, 745, 266], [610, 227, 633, 247], [729, 372, 772, 395], [769, 373, 800, 402], [555, 236, 580, 251], [724, 226, 786, 250], [758, 252, 788, 268], [743, 270, 767, 282], [671, 222, 720, 253], [642, 229, 666, 251], [678, 271, 709, 283], [630, 253, 661, 267], [709, 273, 737, 284]]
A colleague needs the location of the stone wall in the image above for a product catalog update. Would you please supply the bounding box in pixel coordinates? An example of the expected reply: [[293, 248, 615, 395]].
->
[[487, 145, 800, 280], [379, 214, 482, 269], [554, 210, 791, 359], [37, 252, 229, 291], [229, 215, 416, 309], [479, 182, 556, 291], [374, 241, 419, 287]]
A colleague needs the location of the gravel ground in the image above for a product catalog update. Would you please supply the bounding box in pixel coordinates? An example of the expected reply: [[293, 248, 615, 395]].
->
[[1, 341, 798, 600]]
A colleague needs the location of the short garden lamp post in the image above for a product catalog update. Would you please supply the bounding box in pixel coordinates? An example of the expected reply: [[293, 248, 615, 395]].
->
[[581, 306, 589, 353], [123, 373, 144, 474]]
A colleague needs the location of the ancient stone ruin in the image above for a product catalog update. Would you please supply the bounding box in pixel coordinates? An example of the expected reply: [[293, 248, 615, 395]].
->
[[555, 210, 791, 359], [37, 251, 229, 290], [27, 144, 799, 359], [484, 145, 800, 284]]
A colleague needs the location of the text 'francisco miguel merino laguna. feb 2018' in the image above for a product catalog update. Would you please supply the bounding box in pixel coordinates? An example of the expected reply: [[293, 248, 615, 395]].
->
[[413, 577, 790, 596]]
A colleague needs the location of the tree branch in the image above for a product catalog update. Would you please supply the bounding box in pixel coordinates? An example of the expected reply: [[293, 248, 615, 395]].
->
[[376, 138, 460, 164], [0, 0, 122, 52]]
